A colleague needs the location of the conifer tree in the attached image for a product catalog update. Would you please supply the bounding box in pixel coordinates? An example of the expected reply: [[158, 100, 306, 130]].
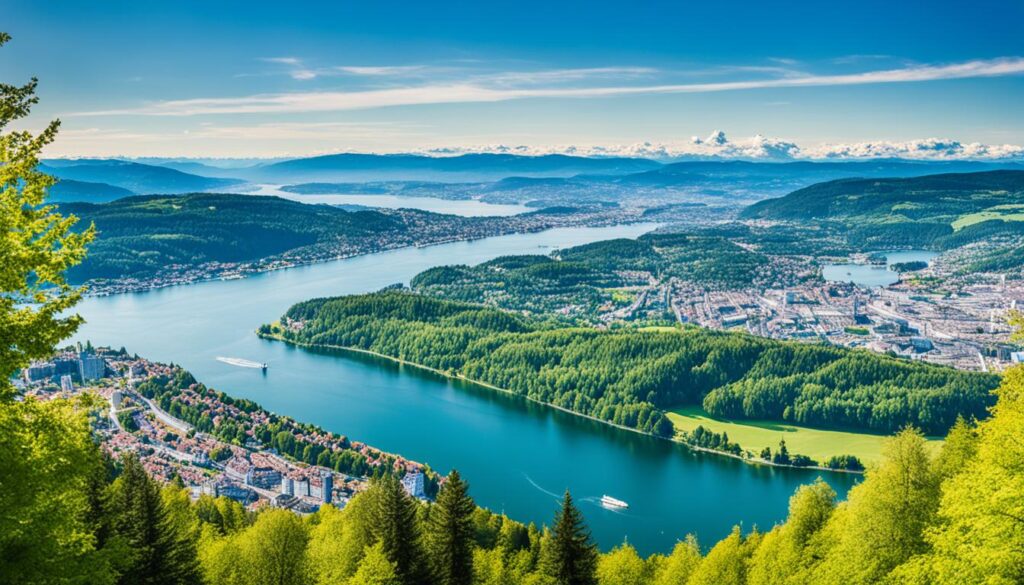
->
[[543, 490, 598, 585], [373, 474, 425, 585], [109, 454, 200, 585], [427, 469, 476, 585]]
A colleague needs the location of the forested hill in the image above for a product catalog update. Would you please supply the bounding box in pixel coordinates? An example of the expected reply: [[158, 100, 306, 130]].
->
[[409, 233, 815, 319], [60, 193, 408, 281], [742, 170, 1024, 221], [739, 170, 1024, 251], [266, 292, 998, 438]]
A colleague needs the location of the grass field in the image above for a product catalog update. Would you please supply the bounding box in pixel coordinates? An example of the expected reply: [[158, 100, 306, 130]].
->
[[952, 205, 1024, 231], [667, 406, 944, 465]]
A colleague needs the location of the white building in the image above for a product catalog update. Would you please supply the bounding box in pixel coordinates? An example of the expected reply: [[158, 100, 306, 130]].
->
[[401, 472, 426, 499]]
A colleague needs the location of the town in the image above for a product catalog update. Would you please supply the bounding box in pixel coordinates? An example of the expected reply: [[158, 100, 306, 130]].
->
[[605, 257, 1023, 372], [17, 347, 434, 513]]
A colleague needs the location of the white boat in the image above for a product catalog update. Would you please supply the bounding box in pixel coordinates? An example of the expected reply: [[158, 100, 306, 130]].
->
[[600, 495, 629, 509], [216, 356, 266, 370]]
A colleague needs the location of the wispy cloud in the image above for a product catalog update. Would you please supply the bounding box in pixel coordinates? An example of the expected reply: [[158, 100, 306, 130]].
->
[[260, 59, 441, 80], [830, 54, 893, 65], [335, 65, 431, 76], [76, 57, 1024, 117], [477, 67, 659, 86], [261, 57, 301, 66], [259, 56, 318, 80]]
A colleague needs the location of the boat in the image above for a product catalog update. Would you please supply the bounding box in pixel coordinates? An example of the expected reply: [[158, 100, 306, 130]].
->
[[600, 495, 629, 509], [216, 356, 267, 370]]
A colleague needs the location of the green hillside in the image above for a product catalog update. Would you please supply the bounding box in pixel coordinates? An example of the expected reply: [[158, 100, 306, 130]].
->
[[61, 193, 405, 281], [265, 291, 998, 439], [740, 170, 1024, 250], [411, 233, 814, 318]]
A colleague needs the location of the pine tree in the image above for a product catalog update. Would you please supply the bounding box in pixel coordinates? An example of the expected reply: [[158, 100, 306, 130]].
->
[[373, 474, 425, 585], [543, 490, 598, 585], [109, 454, 200, 585], [427, 469, 476, 585]]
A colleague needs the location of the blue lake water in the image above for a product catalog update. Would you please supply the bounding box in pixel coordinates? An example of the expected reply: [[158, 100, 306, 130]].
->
[[822, 250, 939, 287], [244, 184, 530, 216], [71, 224, 857, 555]]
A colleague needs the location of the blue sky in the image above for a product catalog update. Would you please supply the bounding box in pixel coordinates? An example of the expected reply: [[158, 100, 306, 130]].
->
[[3, 0, 1023, 158]]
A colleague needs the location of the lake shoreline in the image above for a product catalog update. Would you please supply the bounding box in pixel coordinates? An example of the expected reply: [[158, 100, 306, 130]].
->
[[79, 218, 657, 297], [259, 332, 866, 476]]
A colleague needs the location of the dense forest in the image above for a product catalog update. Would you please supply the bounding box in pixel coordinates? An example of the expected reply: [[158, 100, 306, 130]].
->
[[9, 357, 1022, 585], [60, 193, 425, 281], [266, 292, 998, 437], [411, 233, 815, 319]]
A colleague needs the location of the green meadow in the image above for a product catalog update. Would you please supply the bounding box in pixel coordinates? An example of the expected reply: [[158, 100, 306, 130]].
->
[[668, 406, 944, 465]]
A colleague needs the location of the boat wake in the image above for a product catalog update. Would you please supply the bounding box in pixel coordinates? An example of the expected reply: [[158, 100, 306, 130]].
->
[[523, 474, 638, 517], [523, 473, 562, 501], [216, 356, 266, 369]]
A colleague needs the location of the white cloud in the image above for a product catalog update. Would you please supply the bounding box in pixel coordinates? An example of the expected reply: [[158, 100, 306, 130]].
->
[[39, 124, 1024, 160], [76, 56, 1024, 117], [803, 138, 1024, 161], [416, 132, 1024, 162], [478, 67, 659, 86]]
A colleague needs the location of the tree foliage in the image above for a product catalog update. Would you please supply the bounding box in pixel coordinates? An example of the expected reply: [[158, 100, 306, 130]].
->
[[0, 32, 93, 397], [543, 491, 598, 585], [273, 291, 997, 436]]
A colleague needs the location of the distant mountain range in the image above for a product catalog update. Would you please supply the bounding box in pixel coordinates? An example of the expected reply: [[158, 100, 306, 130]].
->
[[40, 159, 243, 196], [246, 153, 663, 182], [40, 155, 1024, 205], [48, 179, 135, 203]]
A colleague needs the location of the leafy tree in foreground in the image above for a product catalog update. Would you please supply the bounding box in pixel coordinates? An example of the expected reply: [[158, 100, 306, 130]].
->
[[896, 364, 1024, 584], [238, 508, 310, 585], [651, 536, 702, 585], [686, 527, 759, 585], [349, 542, 401, 585], [0, 31, 105, 585], [595, 541, 649, 585], [543, 490, 598, 585], [0, 31, 93, 399]]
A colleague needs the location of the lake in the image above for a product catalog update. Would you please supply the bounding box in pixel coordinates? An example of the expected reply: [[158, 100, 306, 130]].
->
[[822, 250, 939, 287], [71, 224, 857, 555], [243, 184, 531, 217]]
